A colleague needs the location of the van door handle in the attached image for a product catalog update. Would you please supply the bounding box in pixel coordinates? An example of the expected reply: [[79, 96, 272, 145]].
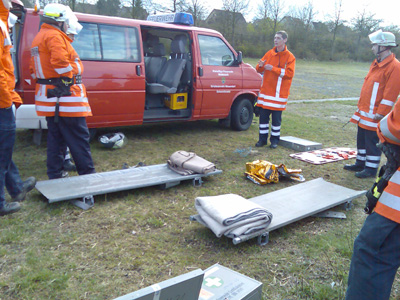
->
[[136, 65, 141, 76], [198, 67, 203, 77]]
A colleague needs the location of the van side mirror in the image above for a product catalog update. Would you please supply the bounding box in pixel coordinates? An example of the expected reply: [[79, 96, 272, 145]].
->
[[236, 51, 242, 64]]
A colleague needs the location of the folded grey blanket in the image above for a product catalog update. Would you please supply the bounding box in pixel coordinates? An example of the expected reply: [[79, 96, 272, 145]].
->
[[195, 194, 273, 238], [167, 150, 216, 175]]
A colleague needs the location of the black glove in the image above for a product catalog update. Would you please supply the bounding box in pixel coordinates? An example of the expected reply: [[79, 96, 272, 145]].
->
[[364, 165, 388, 214]]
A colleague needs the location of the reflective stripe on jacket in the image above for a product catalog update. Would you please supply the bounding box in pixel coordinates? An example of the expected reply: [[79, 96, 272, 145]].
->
[[375, 168, 400, 223], [0, 16, 21, 108], [377, 102, 400, 146], [256, 45, 295, 111], [350, 54, 400, 131], [29, 23, 91, 117]]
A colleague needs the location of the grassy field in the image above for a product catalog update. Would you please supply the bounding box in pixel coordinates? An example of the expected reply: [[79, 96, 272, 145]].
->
[[2, 59, 399, 299]]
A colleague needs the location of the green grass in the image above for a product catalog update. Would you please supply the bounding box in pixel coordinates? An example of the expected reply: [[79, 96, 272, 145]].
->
[[1, 59, 399, 299]]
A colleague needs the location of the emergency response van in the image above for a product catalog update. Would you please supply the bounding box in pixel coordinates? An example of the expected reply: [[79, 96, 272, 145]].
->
[[11, 7, 262, 133]]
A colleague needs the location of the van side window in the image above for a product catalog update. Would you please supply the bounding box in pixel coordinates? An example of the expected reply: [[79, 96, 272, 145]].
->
[[198, 35, 234, 67], [73, 23, 140, 62], [73, 23, 101, 60], [99, 25, 140, 61]]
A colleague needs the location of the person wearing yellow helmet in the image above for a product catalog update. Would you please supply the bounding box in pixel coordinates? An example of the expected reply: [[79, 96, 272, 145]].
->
[[29, 3, 95, 179]]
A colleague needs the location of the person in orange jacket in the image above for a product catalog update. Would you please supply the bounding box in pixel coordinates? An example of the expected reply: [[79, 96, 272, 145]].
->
[[254, 31, 295, 149], [346, 92, 400, 299], [0, 0, 36, 216], [29, 3, 95, 179], [344, 29, 400, 178]]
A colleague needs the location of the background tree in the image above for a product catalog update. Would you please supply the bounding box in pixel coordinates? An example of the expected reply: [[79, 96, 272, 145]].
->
[[255, 0, 272, 44], [268, 0, 285, 34], [222, 0, 249, 47], [351, 9, 381, 61], [328, 0, 344, 60], [160, 0, 188, 13], [284, 2, 316, 58], [96, 0, 120, 16], [186, 0, 208, 26], [297, 1, 316, 32], [142, 0, 164, 15]]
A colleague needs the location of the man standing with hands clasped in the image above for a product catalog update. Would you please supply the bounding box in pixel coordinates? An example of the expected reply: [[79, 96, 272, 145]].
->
[[255, 31, 296, 149]]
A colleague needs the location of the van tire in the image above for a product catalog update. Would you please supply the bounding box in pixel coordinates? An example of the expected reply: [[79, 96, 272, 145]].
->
[[230, 98, 253, 131]]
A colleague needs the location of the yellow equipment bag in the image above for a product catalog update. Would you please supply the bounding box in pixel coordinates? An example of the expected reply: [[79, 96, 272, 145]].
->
[[245, 160, 304, 185]]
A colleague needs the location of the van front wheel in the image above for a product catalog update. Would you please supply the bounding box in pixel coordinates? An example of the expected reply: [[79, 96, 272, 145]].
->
[[230, 98, 253, 131]]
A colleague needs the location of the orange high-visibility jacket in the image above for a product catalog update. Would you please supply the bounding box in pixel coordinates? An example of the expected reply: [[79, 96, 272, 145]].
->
[[350, 54, 400, 131], [29, 23, 91, 117], [374, 100, 400, 223], [377, 100, 400, 146], [0, 4, 22, 108], [374, 165, 400, 223], [255, 46, 296, 111]]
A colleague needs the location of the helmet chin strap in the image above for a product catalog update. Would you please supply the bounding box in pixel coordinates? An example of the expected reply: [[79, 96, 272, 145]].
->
[[376, 45, 388, 62]]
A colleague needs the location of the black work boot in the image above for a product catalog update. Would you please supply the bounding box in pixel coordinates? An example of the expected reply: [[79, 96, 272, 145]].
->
[[270, 143, 278, 149], [0, 202, 21, 216], [355, 168, 377, 179], [344, 163, 364, 172], [12, 177, 37, 202], [255, 140, 268, 147]]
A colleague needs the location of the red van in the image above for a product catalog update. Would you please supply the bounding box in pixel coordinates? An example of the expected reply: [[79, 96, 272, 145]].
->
[[11, 8, 261, 134]]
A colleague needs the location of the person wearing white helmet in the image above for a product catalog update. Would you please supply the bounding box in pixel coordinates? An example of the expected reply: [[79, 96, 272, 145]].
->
[[369, 29, 398, 62], [344, 29, 400, 179], [345, 30, 400, 300], [29, 3, 95, 179]]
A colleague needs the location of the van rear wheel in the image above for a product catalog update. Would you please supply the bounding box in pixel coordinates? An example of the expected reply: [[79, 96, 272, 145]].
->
[[230, 98, 253, 131]]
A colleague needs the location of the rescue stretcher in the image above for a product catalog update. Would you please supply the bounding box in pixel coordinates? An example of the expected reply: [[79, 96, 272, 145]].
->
[[190, 178, 365, 245], [35, 163, 222, 210]]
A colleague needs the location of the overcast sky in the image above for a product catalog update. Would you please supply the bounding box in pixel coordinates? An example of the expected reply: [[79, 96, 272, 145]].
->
[[202, 0, 400, 27]]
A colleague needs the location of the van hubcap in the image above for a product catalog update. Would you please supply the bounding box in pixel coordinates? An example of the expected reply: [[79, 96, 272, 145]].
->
[[240, 108, 249, 124]]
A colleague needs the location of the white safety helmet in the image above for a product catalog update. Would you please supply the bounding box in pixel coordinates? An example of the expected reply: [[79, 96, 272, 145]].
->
[[43, 3, 69, 22], [369, 29, 397, 47], [41, 4, 78, 29], [66, 20, 82, 35], [99, 133, 126, 149]]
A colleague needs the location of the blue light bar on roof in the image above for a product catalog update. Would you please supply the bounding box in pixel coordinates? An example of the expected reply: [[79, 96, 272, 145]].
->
[[147, 12, 194, 25]]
